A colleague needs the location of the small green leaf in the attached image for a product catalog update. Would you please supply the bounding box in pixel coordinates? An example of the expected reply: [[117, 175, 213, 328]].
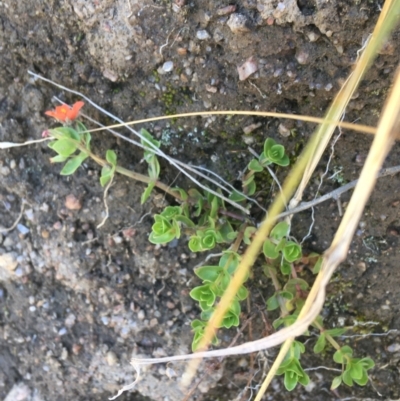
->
[[219, 251, 241, 275], [106, 149, 117, 166], [195, 266, 223, 282], [243, 226, 256, 245], [284, 370, 298, 391], [248, 158, 263, 172], [50, 154, 68, 163], [161, 206, 181, 219], [342, 369, 354, 386], [236, 285, 248, 301], [100, 166, 113, 187], [60, 152, 88, 175], [263, 239, 279, 259], [229, 191, 246, 202], [201, 230, 217, 250], [283, 241, 302, 262], [245, 179, 256, 196], [169, 187, 187, 201], [331, 375, 342, 390], [266, 294, 279, 311], [280, 260, 292, 275], [50, 139, 77, 157], [271, 222, 290, 240], [189, 236, 203, 252], [326, 328, 347, 337], [190, 284, 216, 306], [350, 362, 363, 380], [313, 334, 326, 354], [174, 214, 195, 228], [353, 370, 369, 386], [50, 126, 80, 141], [359, 357, 375, 370], [141, 182, 155, 204], [148, 230, 176, 244], [312, 256, 323, 274]]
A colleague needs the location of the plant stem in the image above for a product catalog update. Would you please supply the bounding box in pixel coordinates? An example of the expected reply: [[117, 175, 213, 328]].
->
[[313, 320, 342, 351], [49, 131, 183, 201]]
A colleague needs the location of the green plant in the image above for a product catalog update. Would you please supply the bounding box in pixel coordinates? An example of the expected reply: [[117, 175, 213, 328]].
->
[[45, 116, 375, 393]]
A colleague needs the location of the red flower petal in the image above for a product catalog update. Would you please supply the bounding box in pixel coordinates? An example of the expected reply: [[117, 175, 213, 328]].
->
[[45, 101, 85, 122]]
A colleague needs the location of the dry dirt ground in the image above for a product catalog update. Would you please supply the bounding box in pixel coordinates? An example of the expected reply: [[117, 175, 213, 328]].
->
[[1, 1, 400, 400]]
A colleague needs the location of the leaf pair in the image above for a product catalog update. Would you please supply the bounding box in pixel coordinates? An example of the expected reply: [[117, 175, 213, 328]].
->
[[331, 346, 374, 389], [263, 222, 302, 263], [48, 126, 91, 175], [277, 342, 309, 391], [189, 251, 248, 350]]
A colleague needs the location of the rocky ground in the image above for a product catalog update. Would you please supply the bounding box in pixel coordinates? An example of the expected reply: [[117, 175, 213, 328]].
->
[[0, 1, 400, 400]]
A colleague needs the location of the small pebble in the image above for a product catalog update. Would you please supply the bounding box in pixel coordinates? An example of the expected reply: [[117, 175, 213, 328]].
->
[[137, 310, 145, 320], [65, 194, 82, 210], [0, 166, 10, 176], [278, 123, 290, 137], [113, 235, 123, 244], [162, 61, 174, 73], [237, 57, 258, 80], [29, 306, 36, 312], [72, 344, 82, 355], [53, 221, 62, 230], [106, 351, 118, 366], [41, 230, 49, 239], [17, 224, 30, 235], [227, 14, 250, 33], [61, 348, 68, 360], [216, 5, 236, 15], [387, 343, 400, 353], [196, 30, 210, 40], [58, 327, 67, 336], [101, 316, 109, 326], [10, 159, 16, 169], [65, 313, 76, 328]]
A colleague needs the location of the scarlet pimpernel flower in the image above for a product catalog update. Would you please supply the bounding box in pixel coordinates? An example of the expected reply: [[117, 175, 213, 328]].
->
[[45, 101, 84, 122]]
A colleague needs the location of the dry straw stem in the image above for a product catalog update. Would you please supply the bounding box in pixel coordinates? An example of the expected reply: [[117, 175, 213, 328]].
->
[[85, 110, 376, 136], [290, 0, 400, 210]]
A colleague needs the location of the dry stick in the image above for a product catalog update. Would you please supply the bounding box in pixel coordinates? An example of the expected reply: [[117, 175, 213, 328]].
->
[[29, 72, 249, 215], [0, 137, 51, 149], [85, 111, 377, 136], [276, 164, 400, 220]]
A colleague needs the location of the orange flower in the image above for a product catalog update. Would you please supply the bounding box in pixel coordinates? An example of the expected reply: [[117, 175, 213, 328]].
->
[[45, 101, 84, 122]]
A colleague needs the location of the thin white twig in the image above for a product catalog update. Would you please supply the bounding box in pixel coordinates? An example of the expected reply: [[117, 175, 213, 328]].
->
[[276, 165, 400, 220], [340, 329, 399, 339], [109, 364, 141, 400], [97, 176, 114, 229], [301, 122, 344, 243], [304, 366, 341, 372], [0, 137, 51, 149]]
